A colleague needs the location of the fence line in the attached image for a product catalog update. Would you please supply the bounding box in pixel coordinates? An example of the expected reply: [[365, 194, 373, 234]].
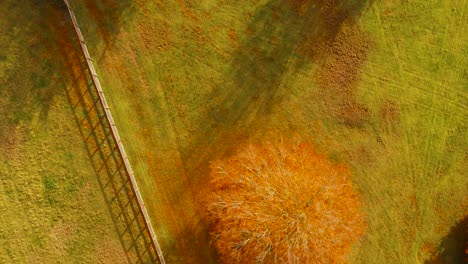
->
[[62, 1, 166, 263]]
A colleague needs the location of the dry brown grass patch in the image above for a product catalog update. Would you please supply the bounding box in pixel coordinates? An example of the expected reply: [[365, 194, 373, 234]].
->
[[135, 19, 171, 52], [309, 24, 372, 127]]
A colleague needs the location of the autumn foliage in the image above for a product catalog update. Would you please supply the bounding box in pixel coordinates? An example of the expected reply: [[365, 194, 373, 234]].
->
[[204, 141, 366, 263]]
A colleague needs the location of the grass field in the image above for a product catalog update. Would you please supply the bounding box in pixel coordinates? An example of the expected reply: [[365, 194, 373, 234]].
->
[[0, 1, 127, 263], [70, 0, 466, 262], [1, 0, 466, 263]]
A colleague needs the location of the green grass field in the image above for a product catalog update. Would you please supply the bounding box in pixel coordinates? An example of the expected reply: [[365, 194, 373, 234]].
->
[[1, 0, 466, 263]]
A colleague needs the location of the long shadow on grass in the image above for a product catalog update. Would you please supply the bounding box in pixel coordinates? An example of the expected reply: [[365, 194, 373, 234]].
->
[[183, 0, 375, 185], [0, 0, 69, 136], [41, 2, 160, 263]]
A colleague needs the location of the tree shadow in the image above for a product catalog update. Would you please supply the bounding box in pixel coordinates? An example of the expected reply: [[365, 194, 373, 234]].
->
[[0, 0, 69, 135], [79, 0, 135, 50], [161, 214, 216, 264], [425, 215, 468, 264], [181, 0, 376, 186]]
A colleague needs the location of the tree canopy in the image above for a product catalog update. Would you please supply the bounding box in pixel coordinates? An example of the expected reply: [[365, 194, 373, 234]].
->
[[204, 141, 366, 263]]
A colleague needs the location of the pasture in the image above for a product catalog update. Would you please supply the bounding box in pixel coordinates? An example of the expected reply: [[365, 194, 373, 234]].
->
[[0, 0, 466, 263]]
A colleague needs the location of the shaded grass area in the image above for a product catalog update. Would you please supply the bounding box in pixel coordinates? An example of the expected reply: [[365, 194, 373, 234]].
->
[[0, 1, 127, 263], [69, 0, 466, 263], [426, 216, 468, 264]]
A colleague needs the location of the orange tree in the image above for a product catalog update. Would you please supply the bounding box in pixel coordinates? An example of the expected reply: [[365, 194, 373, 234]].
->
[[204, 141, 366, 263]]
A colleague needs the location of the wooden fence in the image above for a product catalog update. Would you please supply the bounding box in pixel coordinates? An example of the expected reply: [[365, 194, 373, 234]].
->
[[62, 1, 166, 263]]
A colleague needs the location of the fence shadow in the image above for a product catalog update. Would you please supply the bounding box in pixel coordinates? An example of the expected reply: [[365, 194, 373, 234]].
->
[[51, 4, 160, 263], [64, 54, 160, 264]]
